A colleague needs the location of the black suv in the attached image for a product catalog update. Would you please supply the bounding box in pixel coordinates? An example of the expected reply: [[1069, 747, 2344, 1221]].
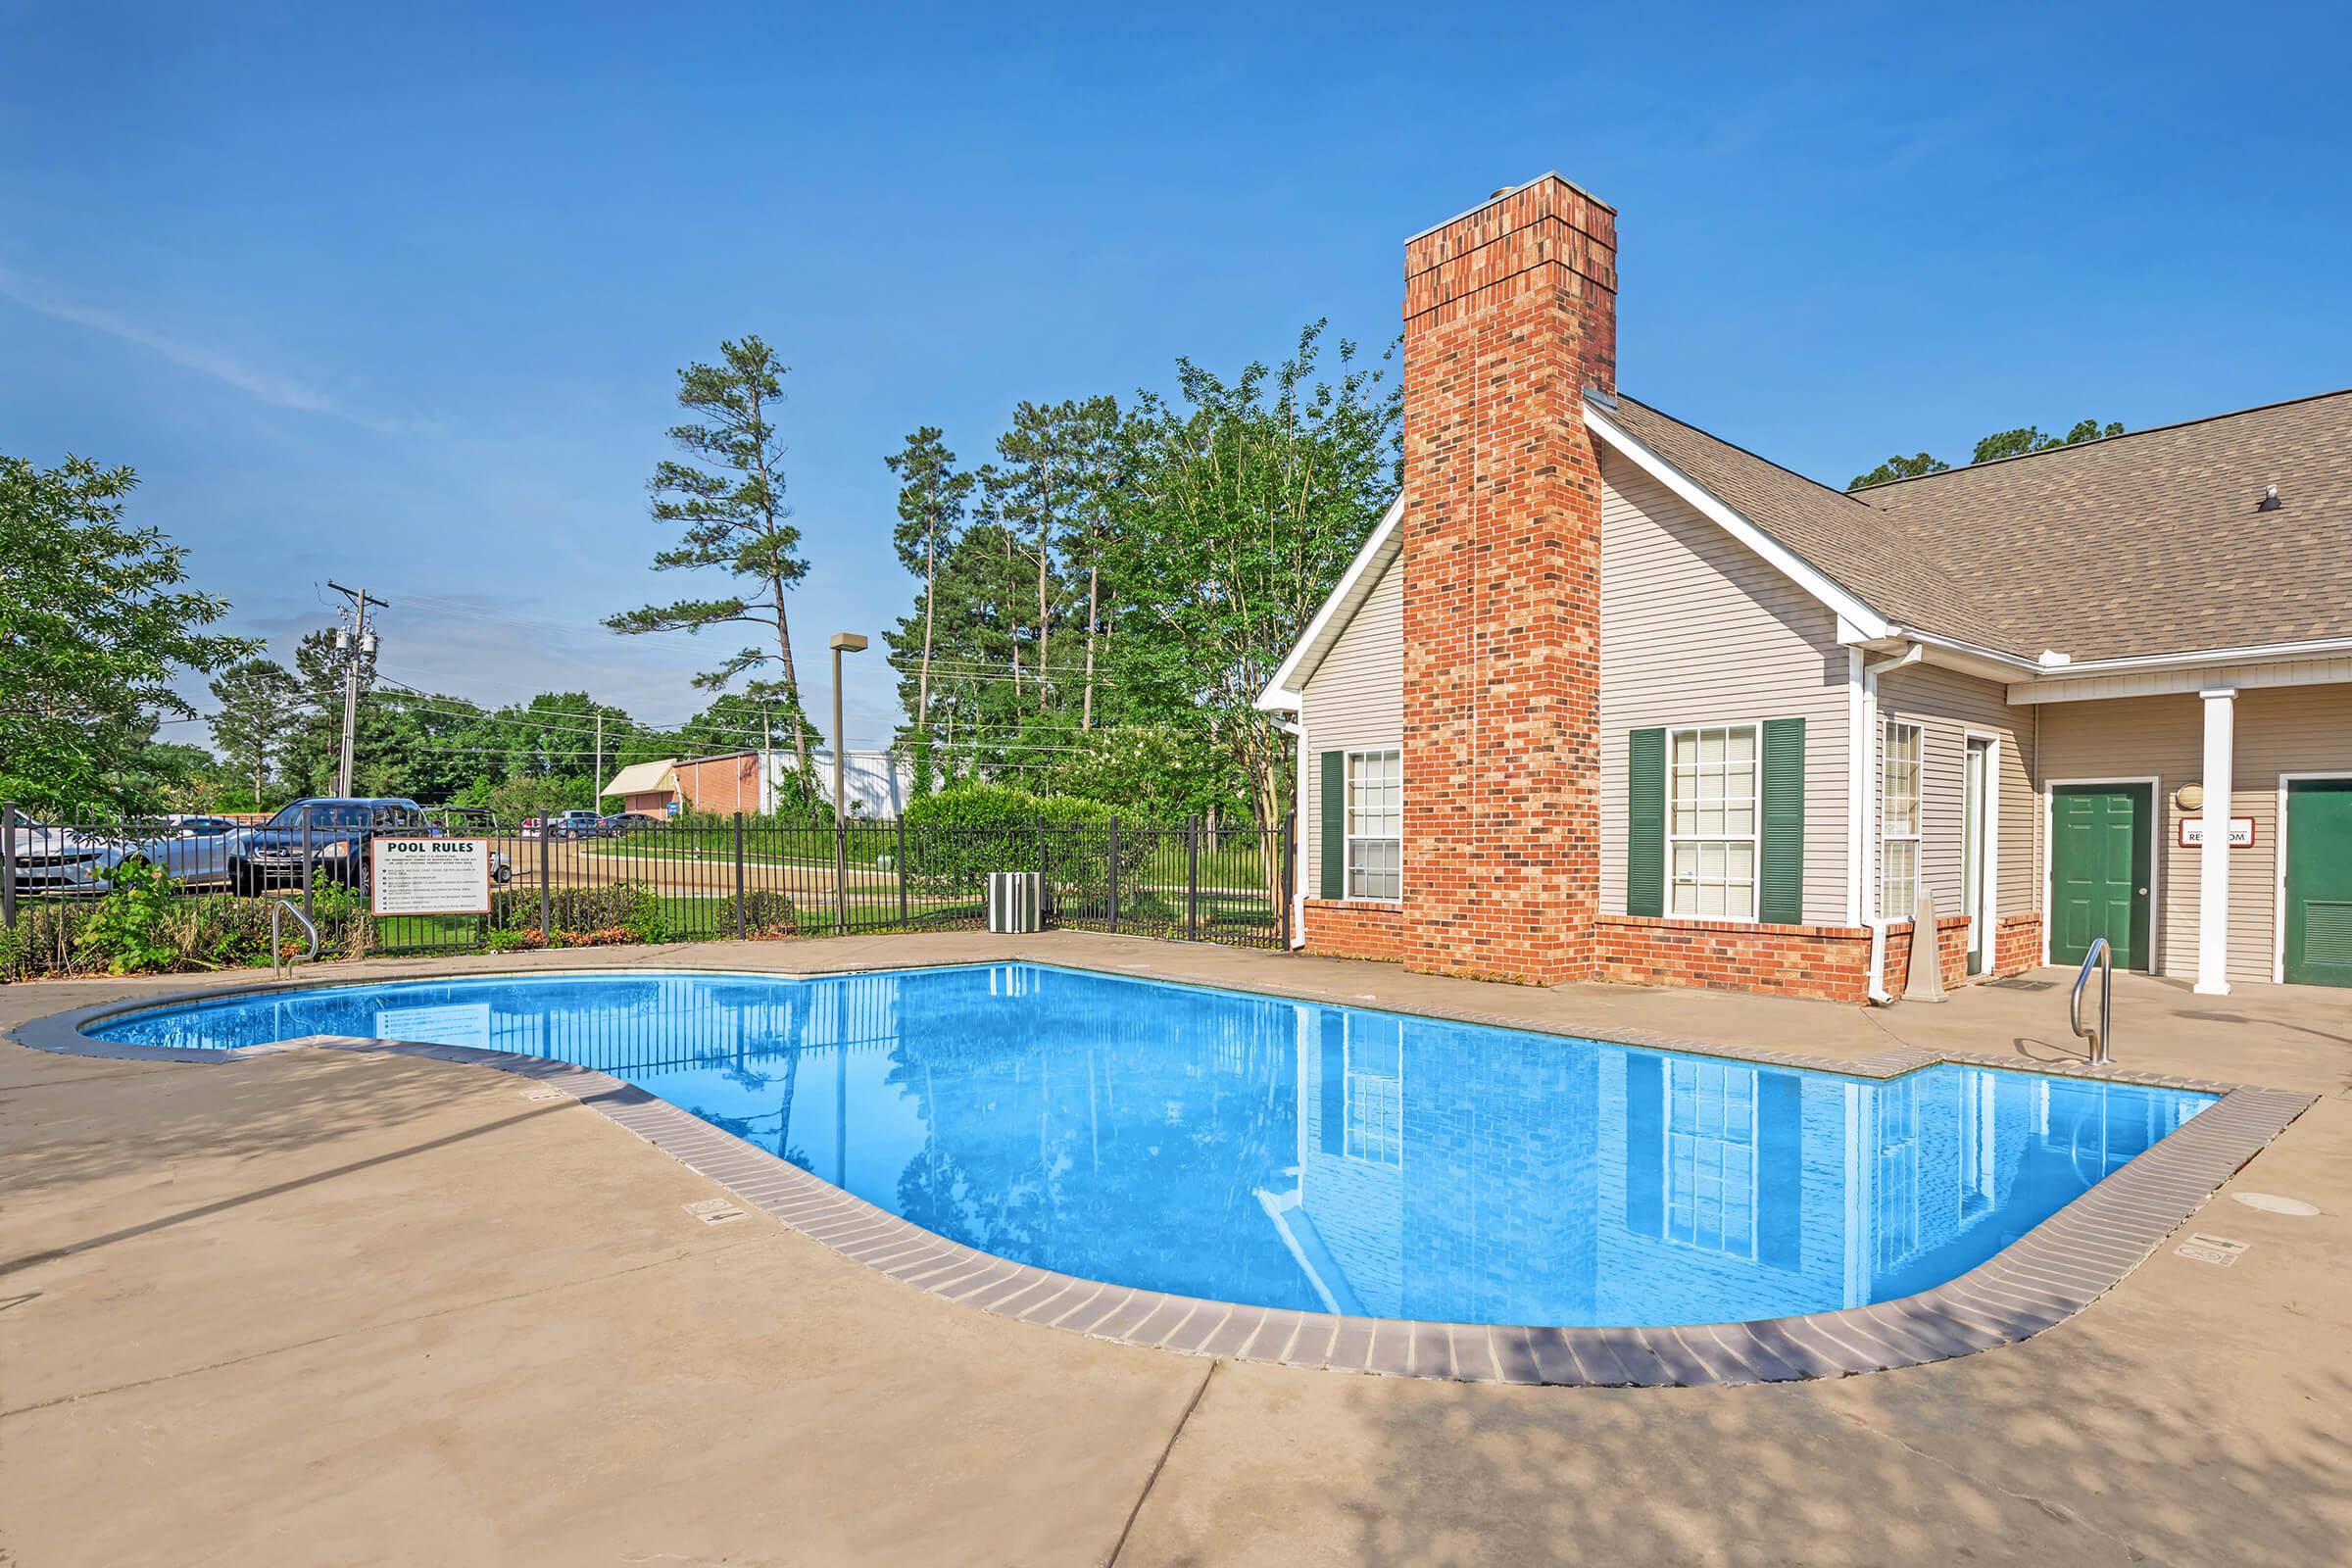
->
[[232, 797, 431, 893]]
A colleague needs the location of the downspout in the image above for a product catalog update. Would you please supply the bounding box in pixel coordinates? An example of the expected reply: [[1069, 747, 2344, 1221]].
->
[[1278, 715, 1306, 948], [1860, 641, 1923, 1004]]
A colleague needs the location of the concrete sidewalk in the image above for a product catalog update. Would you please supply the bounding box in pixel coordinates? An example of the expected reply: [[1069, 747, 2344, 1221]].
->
[[3, 935, 2347, 1565]]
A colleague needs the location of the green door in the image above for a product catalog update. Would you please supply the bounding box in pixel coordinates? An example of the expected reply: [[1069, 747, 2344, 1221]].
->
[[2284, 778, 2352, 987], [2050, 784, 2152, 970]]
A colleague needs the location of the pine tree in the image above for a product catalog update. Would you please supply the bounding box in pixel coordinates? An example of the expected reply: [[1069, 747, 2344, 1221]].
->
[[608, 336, 816, 779]]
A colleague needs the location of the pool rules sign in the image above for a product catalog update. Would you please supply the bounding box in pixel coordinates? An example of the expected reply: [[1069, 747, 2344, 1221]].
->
[[370, 837, 493, 915]]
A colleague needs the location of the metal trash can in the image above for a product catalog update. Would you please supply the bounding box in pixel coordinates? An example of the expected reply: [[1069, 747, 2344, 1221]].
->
[[987, 871, 1042, 934]]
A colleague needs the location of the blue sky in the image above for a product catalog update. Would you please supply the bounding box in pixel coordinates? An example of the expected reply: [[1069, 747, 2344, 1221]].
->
[[6, 2, 2348, 753]]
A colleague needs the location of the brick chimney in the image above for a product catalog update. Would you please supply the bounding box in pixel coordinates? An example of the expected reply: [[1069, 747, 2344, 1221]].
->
[[1397, 174, 1618, 983]]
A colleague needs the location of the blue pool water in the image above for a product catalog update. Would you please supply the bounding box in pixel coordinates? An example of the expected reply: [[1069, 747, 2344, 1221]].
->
[[92, 963, 2215, 1328]]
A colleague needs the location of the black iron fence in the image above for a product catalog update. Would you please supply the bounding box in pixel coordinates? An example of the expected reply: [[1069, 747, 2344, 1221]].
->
[[0, 804, 1294, 979]]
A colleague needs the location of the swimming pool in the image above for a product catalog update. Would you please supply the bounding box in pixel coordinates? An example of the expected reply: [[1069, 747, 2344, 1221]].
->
[[90, 962, 2216, 1330]]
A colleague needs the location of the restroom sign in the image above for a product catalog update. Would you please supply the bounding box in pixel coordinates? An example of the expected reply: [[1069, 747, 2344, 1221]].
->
[[2179, 816, 2255, 849], [371, 837, 493, 914]]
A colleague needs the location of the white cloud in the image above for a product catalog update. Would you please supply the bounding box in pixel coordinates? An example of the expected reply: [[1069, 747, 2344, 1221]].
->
[[0, 268, 405, 435]]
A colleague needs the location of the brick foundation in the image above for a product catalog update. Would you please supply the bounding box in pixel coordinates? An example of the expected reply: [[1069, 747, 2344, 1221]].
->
[[1302, 899, 1408, 962], [1992, 912, 2043, 977], [1593, 912, 2040, 1004], [1596, 915, 1878, 1003], [1397, 175, 1617, 986]]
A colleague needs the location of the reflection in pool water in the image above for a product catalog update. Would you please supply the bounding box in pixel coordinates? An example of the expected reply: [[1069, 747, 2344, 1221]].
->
[[95, 963, 2213, 1328]]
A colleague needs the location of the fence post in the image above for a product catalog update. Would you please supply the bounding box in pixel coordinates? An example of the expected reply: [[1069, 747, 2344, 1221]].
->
[[301, 804, 316, 936], [1279, 815, 1296, 949], [834, 817, 849, 936], [1, 801, 17, 947], [733, 811, 747, 940], [1106, 814, 1119, 936], [1036, 815, 1051, 927], [1, 800, 17, 977], [895, 815, 908, 929], [1186, 813, 1200, 942], [535, 808, 551, 940]]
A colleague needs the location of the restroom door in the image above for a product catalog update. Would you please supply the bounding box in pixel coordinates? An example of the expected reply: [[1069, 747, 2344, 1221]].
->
[[2283, 777, 2352, 987], [2050, 784, 2153, 970], [1963, 739, 1991, 976]]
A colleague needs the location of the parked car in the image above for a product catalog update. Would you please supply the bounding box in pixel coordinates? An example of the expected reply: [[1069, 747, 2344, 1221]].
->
[[598, 812, 659, 835], [229, 798, 432, 893], [422, 807, 515, 883], [521, 809, 606, 841], [7, 815, 244, 896]]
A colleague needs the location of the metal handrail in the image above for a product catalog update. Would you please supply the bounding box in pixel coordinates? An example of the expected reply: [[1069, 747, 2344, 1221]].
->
[[2070, 936, 2113, 1064], [271, 899, 320, 980]]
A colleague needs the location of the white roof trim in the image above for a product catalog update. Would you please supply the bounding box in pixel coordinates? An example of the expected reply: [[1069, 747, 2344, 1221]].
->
[[2014, 634, 2352, 676], [1255, 494, 1405, 711], [1582, 402, 1893, 643], [600, 759, 679, 797]]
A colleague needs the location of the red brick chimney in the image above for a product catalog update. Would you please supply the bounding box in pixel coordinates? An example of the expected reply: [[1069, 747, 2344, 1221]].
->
[[1397, 174, 1618, 983]]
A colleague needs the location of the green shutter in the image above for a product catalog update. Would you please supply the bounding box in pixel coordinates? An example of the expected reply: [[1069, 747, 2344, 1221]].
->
[[1628, 728, 1665, 917], [1319, 751, 1345, 900], [1760, 717, 1805, 925]]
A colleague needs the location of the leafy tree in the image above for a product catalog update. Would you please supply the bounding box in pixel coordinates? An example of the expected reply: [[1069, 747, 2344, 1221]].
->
[[609, 336, 816, 780], [1970, 418, 2124, 465], [1103, 320, 1399, 879], [0, 454, 254, 817], [1847, 452, 1949, 490], [1850, 417, 2125, 489], [210, 658, 305, 804]]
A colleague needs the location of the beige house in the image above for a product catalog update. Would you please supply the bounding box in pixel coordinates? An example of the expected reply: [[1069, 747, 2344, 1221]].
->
[[1260, 173, 2352, 1001]]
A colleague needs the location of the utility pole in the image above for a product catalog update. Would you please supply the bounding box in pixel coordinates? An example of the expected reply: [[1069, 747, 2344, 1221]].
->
[[326, 582, 387, 798], [593, 710, 603, 810]]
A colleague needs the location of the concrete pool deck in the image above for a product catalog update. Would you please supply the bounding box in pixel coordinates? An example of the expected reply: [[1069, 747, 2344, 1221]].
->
[[4, 934, 2349, 1564]]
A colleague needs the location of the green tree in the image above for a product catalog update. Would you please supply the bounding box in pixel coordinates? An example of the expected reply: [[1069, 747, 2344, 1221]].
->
[[1848, 452, 1949, 490], [608, 336, 815, 781], [884, 426, 973, 763], [1970, 418, 2124, 465], [0, 454, 254, 817], [1850, 417, 2126, 489], [1104, 320, 1399, 880], [209, 658, 305, 804]]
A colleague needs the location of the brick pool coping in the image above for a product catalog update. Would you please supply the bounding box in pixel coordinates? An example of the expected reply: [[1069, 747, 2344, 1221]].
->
[[10, 959, 2314, 1388]]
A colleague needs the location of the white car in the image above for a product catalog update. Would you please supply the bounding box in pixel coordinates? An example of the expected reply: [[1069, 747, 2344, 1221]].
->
[[8, 816, 245, 896]]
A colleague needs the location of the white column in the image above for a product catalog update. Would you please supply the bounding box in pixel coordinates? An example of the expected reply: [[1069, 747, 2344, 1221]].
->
[[2195, 687, 2236, 996]]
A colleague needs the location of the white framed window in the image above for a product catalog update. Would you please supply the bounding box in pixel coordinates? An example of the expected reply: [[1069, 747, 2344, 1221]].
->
[[1343, 1018, 1403, 1166], [1880, 720, 1923, 918], [1345, 750, 1401, 901], [1668, 724, 1758, 919], [1664, 1058, 1758, 1257]]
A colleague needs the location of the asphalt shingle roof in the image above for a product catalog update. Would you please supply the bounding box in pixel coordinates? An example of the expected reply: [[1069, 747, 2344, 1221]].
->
[[1601, 388, 2352, 662]]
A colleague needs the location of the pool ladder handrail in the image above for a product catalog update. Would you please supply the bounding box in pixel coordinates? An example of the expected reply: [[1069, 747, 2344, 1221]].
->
[[271, 899, 319, 980], [2070, 936, 2113, 1065]]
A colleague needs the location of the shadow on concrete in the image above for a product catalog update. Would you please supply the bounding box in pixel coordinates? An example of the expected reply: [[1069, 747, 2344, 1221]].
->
[[1310, 1341, 2352, 1567], [0, 1098, 569, 1278]]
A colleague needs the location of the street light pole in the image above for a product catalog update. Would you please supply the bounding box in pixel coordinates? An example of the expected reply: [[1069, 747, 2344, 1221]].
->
[[827, 632, 868, 933]]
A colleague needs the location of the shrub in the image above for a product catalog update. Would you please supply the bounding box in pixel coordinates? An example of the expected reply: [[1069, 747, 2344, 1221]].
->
[[901, 783, 1149, 901], [74, 859, 179, 974]]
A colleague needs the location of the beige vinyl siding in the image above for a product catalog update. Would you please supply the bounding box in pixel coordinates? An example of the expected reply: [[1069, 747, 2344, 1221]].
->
[[2035, 682, 2352, 984], [1873, 663, 2038, 929], [1598, 453, 1851, 924], [1298, 554, 1403, 899]]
